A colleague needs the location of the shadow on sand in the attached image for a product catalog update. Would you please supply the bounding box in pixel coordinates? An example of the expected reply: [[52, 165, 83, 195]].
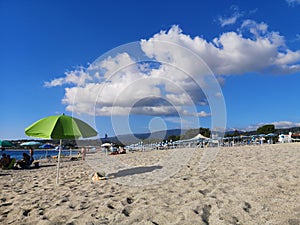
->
[[108, 165, 163, 178], [0, 173, 11, 176]]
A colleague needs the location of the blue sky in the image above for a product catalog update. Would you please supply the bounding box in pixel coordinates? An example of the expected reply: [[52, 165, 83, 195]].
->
[[1, 0, 300, 140]]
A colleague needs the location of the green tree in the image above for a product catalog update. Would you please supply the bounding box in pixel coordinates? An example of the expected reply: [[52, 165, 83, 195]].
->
[[199, 127, 211, 138], [182, 128, 199, 139], [167, 135, 180, 142], [181, 127, 211, 139], [233, 129, 240, 137], [257, 124, 275, 134]]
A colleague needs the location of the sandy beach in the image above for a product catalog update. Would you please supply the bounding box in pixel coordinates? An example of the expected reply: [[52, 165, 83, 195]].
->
[[1, 143, 300, 225]]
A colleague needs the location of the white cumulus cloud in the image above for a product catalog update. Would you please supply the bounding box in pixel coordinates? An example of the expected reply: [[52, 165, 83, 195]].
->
[[272, 121, 300, 129], [44, 67, 93, 87], [45, 22, 300, 118], [237, 121, 300, 131]]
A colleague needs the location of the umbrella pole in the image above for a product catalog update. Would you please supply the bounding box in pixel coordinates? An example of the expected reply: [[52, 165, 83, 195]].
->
[[56, 139, 62, 185]]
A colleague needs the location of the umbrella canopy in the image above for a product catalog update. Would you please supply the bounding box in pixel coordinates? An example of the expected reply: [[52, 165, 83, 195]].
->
[[0, 140, 13, 148], [20, 141, 42, 146], [39, 144, 55, 149], [25, 114, 98, 184], [101, 143, 112, 147], [189, 133, 209, 140], [25, 114, 97, 139]]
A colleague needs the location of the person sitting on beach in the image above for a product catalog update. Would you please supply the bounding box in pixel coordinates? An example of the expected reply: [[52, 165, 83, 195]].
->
[[110, 151, 118, 155], [118, 147, 126, 154], [0, 153, 10, 168], [15, 153, 31, 169], [29, 147, 34, 165], [0, 154, 6, 167], [2, 155, 16, 170], [6, 155, 11, 165]]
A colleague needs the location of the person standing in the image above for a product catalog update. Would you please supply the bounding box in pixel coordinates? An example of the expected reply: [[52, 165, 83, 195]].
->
[[29, 146, 34, 164], [81, 147, 86, 160]]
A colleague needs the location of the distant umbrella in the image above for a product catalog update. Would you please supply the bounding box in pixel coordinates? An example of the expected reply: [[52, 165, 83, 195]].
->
[[39, 144, 55, 149], [189, 133, 209, 140], [25, 114, 98, 184], [101, 143, 112, 156], [101, 143, 112, 147], [20, 141, 42, 147], [0, 140, 13, 148]]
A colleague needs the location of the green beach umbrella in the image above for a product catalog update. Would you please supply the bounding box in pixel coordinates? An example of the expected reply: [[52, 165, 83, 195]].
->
[[0, 140, 13, 148], [25, 114, 97, 139], [25, 114, 98, 184]]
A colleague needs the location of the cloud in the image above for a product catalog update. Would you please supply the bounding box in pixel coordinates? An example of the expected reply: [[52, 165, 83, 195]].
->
[[218, 5, 243, 27], [240, 19, 268, 37], [272, 121, 300, 129], [141, 23, 300, 76], [196, 111, 211, 117], [286, 0, 300, 6], [44, 67, 92, 87], [46, 23, 300, 117], [219, 16, 239, 27], [164, 117, 201, 129], [58, 52, 204, 117], [233, 121, 300, 132]]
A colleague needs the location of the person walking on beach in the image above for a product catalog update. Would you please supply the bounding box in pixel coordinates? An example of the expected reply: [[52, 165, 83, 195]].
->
[[81, 147, 86, 160]]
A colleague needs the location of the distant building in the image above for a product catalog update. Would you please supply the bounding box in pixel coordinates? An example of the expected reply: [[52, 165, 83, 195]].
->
[[291, 133, 300, 141]]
